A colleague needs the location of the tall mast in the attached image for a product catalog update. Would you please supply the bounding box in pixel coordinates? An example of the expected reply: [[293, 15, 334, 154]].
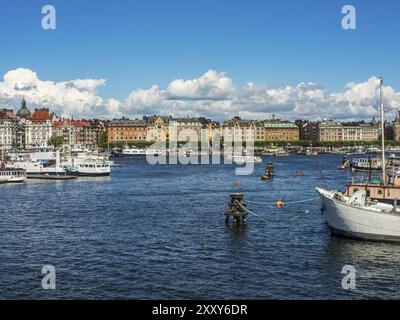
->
[[380, 77, 386, 184]]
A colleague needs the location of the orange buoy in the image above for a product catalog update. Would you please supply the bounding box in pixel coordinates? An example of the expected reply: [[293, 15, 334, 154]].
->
[[275, 200, 285, 208], [295, 171, 303, 177], [234, 181, 241, 187]]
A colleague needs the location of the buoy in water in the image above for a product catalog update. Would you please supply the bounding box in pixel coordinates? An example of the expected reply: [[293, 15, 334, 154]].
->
[[234, 181, 241, 187], [295, 171, 303, 177], [275, 200, 285, 208]]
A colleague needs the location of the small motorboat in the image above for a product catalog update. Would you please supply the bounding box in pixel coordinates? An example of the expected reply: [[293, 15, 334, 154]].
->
[[337, 156, 350, 170], [261, 162, 274, 180], [227, 155, 262, 164]]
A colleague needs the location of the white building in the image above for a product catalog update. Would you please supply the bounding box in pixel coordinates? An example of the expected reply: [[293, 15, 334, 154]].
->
[[25, 108, 56, 149], [0, 109, 19, 154]]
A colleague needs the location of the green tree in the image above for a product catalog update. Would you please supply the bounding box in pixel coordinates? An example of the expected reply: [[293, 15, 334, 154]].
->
[[48, 135, 64, 150], [98, 131, 108, 149]]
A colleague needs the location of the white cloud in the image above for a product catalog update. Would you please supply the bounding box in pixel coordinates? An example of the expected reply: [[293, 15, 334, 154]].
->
[[0, 68, 399, 121], [166, 70, 234, 100], [0, 68, 110, 119]]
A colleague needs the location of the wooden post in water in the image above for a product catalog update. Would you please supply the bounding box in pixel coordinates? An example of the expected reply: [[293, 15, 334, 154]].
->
[[225, 193, 248, 224]]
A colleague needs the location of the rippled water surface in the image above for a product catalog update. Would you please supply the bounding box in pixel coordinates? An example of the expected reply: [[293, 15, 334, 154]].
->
[[2, 155, 400, 299]]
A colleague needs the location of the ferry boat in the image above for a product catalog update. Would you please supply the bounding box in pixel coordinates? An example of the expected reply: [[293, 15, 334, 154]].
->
[[7, 160, 68, 176], [317, 77, 400, 242], [7, 150, 68, 176], [0, 168, 26, 183], [67, 159, 111, 176]]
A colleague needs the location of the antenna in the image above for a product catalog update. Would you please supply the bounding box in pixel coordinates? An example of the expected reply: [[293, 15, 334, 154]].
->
[[380, 77, 386, 184]]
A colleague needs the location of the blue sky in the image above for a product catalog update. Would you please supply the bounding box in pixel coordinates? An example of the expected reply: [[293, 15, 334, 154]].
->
[[0, 0, 399, 120]]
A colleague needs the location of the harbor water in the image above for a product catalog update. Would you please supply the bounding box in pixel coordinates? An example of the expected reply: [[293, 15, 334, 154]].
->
[[2, 155, 400, 299]]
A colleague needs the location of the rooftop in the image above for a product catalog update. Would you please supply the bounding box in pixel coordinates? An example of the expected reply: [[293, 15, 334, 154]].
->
[[28, 108, 53, 122], [264, 122, 298, 129], [108, 118, 147, 125]]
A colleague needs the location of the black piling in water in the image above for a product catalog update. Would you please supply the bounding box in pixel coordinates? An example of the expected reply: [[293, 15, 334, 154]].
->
[[225, 193, 248, 224]]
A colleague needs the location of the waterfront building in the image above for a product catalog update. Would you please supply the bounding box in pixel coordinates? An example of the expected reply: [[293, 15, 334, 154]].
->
[[263, 121, 299, 141], [168, 117, 203, 142], [317, 119, 379, 142], [0, 109, 20, 154], [295, 120, 319, 141], [391, 111, 400, 141], [317, 120, 343, 142], [222, 116, 261, 142], [25, 108, 56, 149], [53, 119, 101, 151], [144, 115, 170, 142], [107, 118, 148, 144], [15, 98, 32, 149], [341, 122, 379, 141], [200, 118, 221, 143], [222, 116, 299, 143]]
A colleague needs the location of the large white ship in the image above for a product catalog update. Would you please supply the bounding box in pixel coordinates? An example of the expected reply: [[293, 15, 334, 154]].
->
[[317, 77, 400, 242]]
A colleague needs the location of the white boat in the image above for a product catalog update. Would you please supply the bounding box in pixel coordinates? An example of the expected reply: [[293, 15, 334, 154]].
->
[[346, 147, 367, 155], [317, 77, 400, 242], [366, 147, 382, 154], [351, 157, 382, 172], [66, 159, 111, 176], [120, 146, 147, 156], [226, 155, 262, 164], [316, 187, 400, 241], [262, 148, 288, 156], [0, 168, 26, 183], [306, 149, 318, 156], [7, 150, 68, 176], [7, 160, 67, 176]]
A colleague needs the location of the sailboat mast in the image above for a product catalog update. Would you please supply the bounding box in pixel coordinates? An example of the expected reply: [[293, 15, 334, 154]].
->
[[380, 77, 386, 184]]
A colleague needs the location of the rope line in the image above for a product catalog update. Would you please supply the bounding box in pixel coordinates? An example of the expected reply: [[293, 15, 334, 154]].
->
[[234, 200, 259, 217], [246, 196, 319, 206]]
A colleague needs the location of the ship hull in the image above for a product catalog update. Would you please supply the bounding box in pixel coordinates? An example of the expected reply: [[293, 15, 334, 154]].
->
[[317, 188, 400, 242]]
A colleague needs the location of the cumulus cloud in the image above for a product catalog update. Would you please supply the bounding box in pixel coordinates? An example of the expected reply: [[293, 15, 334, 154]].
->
[[0, 68, 111, 119], [0, 68, 399, 121], [166, 70, 234, 100]]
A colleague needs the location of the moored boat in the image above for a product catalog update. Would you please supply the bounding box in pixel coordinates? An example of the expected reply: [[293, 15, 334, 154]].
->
[[0, 168, 26, 183], [351, 157, 382, 172], [317, 77, 400, 242], [67, 159, 111, 176], [226, 155, 262, 164], [316, 187, 400, 241]]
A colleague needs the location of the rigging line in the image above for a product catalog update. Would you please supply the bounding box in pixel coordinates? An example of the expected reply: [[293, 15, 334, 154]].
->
[[234, 202, 280, 222], [246, 196, 319, 206], [234, 200, 259, 217]]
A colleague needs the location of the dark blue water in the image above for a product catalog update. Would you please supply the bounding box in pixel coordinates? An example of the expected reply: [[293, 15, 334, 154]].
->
[[2, 155, 400, 299]]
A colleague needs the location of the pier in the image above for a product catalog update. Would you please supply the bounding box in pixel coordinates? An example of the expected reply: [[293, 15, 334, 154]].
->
[[27, 174, 77, 180]]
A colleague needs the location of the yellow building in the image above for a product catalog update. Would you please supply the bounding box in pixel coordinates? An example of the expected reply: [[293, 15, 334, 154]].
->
[[263, 122, 299, 141], [144, 116, 170, 142], [222, 117, 263, 142], [317, 121, 343, 142], [318, 120, 378, 142], [107, 118, 148, 143]]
